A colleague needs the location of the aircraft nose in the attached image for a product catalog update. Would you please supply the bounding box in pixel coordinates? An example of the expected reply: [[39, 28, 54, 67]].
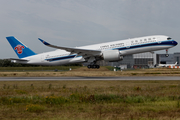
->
[[173, 40, 178, 46]]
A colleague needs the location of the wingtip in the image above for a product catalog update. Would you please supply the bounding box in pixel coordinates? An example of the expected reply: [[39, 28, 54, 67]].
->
[[38, 38, 43, 43], [38, 38, 50, 45]]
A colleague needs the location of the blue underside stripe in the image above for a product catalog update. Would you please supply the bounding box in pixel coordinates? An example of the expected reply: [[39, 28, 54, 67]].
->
[[46, 55, 77, 62]]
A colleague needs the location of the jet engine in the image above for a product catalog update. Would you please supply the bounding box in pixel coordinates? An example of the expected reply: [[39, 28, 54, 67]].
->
[[102, 50, 123, 62]]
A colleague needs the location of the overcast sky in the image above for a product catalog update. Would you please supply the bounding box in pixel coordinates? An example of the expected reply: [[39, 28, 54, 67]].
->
[[1, 0, 180, 59]]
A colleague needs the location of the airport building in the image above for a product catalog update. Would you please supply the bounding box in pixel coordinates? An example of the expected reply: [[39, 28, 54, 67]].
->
[[156, 52, 180, 65], [174, 52, 180, 65], [156, 54, 174, 64], [98, 52, 155, 69], [98, 52, 180, 69]]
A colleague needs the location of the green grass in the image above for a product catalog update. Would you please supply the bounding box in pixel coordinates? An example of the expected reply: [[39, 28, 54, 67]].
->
[[0, 80, 180, 119]]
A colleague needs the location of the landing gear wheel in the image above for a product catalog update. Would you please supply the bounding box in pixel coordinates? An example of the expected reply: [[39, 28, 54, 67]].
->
[[97, 65, 100, 69], [165, 54, 169, 57], [87, 65, 91, 69], [92, 65, 96, 69], [87, 65, 100, 69]]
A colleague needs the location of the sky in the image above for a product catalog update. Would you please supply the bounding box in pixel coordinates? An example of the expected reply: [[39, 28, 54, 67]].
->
[[1, 0, 180, 59]]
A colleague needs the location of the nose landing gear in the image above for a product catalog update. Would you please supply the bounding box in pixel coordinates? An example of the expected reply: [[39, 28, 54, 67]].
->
[[165, 49, 169, 57]]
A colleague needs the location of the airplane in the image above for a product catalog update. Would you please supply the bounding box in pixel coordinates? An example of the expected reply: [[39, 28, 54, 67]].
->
[[6, 35, 178, 69], [155, 62, 178, 68]]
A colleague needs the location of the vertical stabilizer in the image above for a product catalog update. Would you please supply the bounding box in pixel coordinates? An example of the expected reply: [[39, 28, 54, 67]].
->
[[6, 36, 36, 58]]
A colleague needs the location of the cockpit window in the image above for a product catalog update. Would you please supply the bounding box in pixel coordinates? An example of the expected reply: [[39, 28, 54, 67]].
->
[[167, 37, 172, 40]]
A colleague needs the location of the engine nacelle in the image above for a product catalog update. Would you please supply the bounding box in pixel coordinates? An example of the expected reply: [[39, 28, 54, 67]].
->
[[102, 50, 123, 62]]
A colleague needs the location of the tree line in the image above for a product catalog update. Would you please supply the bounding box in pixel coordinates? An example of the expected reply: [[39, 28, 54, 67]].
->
[[0, 59, 82, 67]]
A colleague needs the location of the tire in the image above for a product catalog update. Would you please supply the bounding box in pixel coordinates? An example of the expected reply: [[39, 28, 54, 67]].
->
[[96, 65, 100, 69], [87, 65, 91, 69], [165, 54, 169, 57]]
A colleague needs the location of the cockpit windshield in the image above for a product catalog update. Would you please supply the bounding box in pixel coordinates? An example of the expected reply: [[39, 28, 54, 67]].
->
[[167, 37, 172, 40]]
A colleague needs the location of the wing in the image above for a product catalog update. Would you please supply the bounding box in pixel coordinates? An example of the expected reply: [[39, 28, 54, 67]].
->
[[38, 38, 101, 57]]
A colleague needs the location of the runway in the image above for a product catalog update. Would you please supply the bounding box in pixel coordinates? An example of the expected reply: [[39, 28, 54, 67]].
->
[[0, 76, 180, 81]]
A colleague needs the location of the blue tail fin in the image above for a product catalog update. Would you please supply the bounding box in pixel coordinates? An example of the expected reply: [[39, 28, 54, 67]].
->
[[6, 36, 36, 58]]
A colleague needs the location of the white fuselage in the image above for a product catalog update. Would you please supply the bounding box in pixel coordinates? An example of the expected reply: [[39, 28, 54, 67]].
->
[[19, 35, 177, 65]]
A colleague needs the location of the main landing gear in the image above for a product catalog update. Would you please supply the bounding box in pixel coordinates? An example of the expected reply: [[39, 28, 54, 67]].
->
[[87, 65, 100, 69], [87, 60, 100, 69], [165, 49, 169, 57]]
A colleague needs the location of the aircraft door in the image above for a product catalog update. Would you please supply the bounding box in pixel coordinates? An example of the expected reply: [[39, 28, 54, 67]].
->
[[157, 37, 161, 44], [41, 54, 45, 62], [125, 41, 131, 48]]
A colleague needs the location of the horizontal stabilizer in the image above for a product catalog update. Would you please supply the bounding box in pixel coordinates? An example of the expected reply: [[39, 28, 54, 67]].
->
[[8, 58, 29, 61], [6, 58, 29, 64]]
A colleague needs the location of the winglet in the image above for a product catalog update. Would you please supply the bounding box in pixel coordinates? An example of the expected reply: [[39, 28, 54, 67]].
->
[[38, 38, 50, 45]]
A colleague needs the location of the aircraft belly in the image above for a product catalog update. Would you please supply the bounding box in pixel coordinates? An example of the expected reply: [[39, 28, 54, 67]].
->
[[122, 47, 152, 55], [122, 45, 172, 55]]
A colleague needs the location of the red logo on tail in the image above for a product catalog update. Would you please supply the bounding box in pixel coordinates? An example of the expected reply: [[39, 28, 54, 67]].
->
[[14, 45, 25, 54]]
